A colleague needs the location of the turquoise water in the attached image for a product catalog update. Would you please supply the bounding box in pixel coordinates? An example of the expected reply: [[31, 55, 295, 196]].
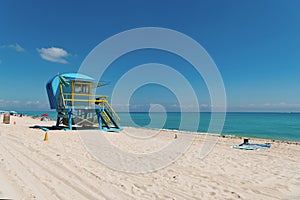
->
[[20, 111, 300, 141]]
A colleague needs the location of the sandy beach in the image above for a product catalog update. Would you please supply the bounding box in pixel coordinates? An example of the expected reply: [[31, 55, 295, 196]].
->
[[0, 115, 299, 200]]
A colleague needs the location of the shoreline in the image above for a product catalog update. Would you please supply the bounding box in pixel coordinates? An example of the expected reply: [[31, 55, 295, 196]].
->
[[123, 125, 300, 145], [23, 113, 300, 144], [4, 113, 300, 144], [2, 111, 300, 142]]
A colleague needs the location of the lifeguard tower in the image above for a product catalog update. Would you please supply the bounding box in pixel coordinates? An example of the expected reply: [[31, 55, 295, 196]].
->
[[46, 73, 121, 131]]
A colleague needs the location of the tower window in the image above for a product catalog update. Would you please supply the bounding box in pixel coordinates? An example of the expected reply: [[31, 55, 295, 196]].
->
[[74, 83, 90, 94]]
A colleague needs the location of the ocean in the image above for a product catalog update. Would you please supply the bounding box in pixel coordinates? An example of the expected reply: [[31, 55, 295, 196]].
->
[[20, 111, 300, 142]]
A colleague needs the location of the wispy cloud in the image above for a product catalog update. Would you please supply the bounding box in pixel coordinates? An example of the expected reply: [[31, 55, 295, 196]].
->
[[0, 43, 25, 52], [229, 102, 300, 112], [262, 102, 300, 108], [0, 99, 49, 111], [13, 43, 25, 52], [37, 47, 69, 64], [112, 103, 211, 112]]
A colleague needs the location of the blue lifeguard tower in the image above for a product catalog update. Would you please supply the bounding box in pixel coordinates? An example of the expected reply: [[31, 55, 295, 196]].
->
[[46, 73, 121, 131]]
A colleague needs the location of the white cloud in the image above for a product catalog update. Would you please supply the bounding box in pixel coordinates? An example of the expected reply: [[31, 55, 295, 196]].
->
[[0, 99, 49, 111], [25, 100, 41, 106], [0, 43, 25, 52], [13, 43, 25, 52], [229, 102, 300, 112], [262, 102, 300, 108], [37, 47, 69, 64], [112, 103, 210, 112]]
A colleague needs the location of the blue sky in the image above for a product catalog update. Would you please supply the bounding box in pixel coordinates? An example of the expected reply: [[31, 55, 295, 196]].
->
[[0, 0, 300, 112]]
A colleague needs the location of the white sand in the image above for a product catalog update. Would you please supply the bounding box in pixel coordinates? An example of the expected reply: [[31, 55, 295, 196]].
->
[[0, 115, 299, 199]]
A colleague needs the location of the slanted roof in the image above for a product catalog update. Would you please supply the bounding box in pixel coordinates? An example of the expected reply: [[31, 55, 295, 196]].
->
[[46, 73, 107, 109], [60, 73, 95, 82]]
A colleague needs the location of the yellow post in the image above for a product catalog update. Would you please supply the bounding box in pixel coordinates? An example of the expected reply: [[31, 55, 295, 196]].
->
[[44, 132, 49, 141]]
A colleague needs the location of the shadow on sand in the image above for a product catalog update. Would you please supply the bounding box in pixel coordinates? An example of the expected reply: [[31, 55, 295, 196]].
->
[[29, 125, 101, 131]]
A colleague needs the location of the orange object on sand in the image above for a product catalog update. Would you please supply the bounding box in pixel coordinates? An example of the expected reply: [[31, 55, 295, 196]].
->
[[13, 121, 16, 125], [44, 132, 49, 141]]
